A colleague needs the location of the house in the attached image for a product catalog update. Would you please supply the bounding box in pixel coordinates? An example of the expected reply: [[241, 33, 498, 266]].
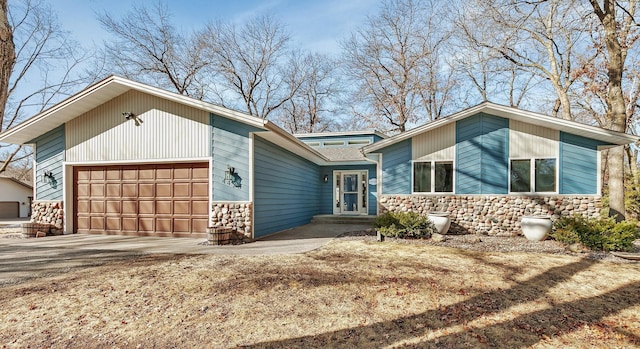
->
[[0, 75, 635, 238], [0, 176, 32, 219]]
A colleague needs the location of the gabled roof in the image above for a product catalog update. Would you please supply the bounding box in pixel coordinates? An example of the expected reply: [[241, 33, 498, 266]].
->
[[0, 75, 268, 145], [0, 75, 330, 164], [0, 176, 33, 190], [362, 102, 639, 153]]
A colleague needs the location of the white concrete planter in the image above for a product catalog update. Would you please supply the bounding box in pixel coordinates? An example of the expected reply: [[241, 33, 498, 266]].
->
[[428, 212, 451, 234], [521, 216, 552, 241]]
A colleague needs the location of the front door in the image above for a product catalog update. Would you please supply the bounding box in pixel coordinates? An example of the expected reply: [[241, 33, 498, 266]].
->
[[333, 171, 368, 215]]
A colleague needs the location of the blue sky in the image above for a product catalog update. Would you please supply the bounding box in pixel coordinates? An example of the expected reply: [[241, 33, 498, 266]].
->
[[54, 0, 379, 54]]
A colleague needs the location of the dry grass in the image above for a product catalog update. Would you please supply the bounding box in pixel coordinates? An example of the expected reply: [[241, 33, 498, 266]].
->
[[1, 239, 639, 348]]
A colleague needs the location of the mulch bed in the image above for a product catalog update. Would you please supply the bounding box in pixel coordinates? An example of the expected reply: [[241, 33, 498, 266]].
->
[[338, 229, 640, 264]]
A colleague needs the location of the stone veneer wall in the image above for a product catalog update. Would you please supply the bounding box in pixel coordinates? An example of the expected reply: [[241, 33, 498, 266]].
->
[[210, 202, 253, 237], [31, 201, 64, 232], [379, 195, 602, 236]]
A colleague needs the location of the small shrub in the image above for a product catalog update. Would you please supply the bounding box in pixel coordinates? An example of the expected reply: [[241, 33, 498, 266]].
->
[[374, 211, 437, 239], [551, 215, 640, 252], [374, 212, 399, 229]]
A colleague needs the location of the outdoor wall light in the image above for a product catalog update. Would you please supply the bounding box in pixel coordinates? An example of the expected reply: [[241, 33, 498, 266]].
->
[[224, 165, 236, 185], [122, 111, 142, 126], [323, 174, 329, 183], [42, 171, 55, 185]]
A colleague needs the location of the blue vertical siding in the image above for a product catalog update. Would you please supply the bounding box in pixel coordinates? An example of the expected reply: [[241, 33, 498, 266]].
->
[[559, 132, 607, 194], [253, 136, 321, 237], [381, 139, 412, 194], [456, 113, 509, 194], [33, 125, 65, 200], [211, 114, 262, 201], [318, 164, 377, 215]]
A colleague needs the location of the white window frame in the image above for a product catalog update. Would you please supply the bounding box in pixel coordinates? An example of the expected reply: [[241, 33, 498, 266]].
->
[[411, 160, 455, 194], [509, 157, 558, 194]]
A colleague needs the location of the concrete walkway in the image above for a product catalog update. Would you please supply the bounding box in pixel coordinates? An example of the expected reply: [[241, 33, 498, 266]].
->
[[0, 223, 372, 285]]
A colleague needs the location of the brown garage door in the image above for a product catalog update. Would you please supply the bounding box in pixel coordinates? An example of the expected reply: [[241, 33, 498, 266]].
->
[[74, 163, 209, 238], [0, 202, 19, 219]]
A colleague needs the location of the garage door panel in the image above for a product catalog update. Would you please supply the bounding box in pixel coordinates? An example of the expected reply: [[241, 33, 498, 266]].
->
[[156, 183, 172, 197], [139, 200, 155, 214], [192, 218, 208, 233], [106, 183, 121, 197], [173, 183, 191, 198], [106, 217, 121, 230], [74, 163, 209, 237], [90, 183, 104, 196], [156, 201, 172, 214], [192, 183, 208, 196], [192, 200, 209, 215], [122, 217, 137, 231], [192, 167, 209, 179], [174, 168, 191, 179], [138, 218, 154, 232], [122, 184, 137, 197], [139, 183, 155, 197], [76, 183, 89, 196], [90, 216, 104, 230], [77, 216, 90, 230], [90, 201, 104, 213], [174, 201, 190, 214], [156, 168, 172, 179], [122, 200, 137, 213], [173, 218, 191, 232], [156, 218, 172, 232], [139, 168, 155, 180], [90, 168, 104, 180]]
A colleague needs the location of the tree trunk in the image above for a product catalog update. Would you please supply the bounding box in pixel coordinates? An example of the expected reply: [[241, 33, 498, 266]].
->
[[0, 0, 15, 126], [589, 0, 628, 221]]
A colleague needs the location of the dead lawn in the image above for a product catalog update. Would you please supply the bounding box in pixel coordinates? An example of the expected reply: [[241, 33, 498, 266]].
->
[[1, 239, 639, 348]]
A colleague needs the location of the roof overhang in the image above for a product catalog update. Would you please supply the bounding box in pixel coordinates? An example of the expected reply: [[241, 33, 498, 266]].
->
[[294, 129, 389, 139], [363, 102, 639, 153], [258, 121, 330, 165], [0, 75, 268, 145]]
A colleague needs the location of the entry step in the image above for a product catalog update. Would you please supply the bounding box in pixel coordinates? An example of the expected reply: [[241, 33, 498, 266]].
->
[[310, 215, 376, 225]]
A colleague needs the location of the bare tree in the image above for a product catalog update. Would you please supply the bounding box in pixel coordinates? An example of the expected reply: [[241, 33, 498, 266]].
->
[[1, 0, 91, 175], [460, 0, 596, 120], [98, 1, 210, 99], [587, 0, 640, 220], [0, 0, 13, 128], [276, 52, 341, 134], [202, 14, 299, 119], [341, 0, 454, 133]]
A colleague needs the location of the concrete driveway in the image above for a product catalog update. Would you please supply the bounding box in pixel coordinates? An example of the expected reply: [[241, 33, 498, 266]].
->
[[0, 223, 371, 286]]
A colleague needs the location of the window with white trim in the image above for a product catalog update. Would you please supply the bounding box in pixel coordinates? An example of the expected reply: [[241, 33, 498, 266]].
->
[[413, 161, 454, 193], [510, 158, 556, 193]]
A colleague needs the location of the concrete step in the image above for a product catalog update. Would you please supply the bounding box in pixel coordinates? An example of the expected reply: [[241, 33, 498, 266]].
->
[[310, 215, 376, 225]]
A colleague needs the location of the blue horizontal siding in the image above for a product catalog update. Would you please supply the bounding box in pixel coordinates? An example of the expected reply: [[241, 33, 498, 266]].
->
[[211, 114, 262, 201], [318, 164, 377, 215], [34, 125, 65, 200], [253, 136, 321, 238], [456, 113, 508, 194], [560, 132, 607, 194], [381, 139, 411, 194]]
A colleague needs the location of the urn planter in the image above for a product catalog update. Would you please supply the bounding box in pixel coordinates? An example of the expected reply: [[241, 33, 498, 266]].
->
[[427, 212, 451, 234], [520, 216, 552, 241]]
